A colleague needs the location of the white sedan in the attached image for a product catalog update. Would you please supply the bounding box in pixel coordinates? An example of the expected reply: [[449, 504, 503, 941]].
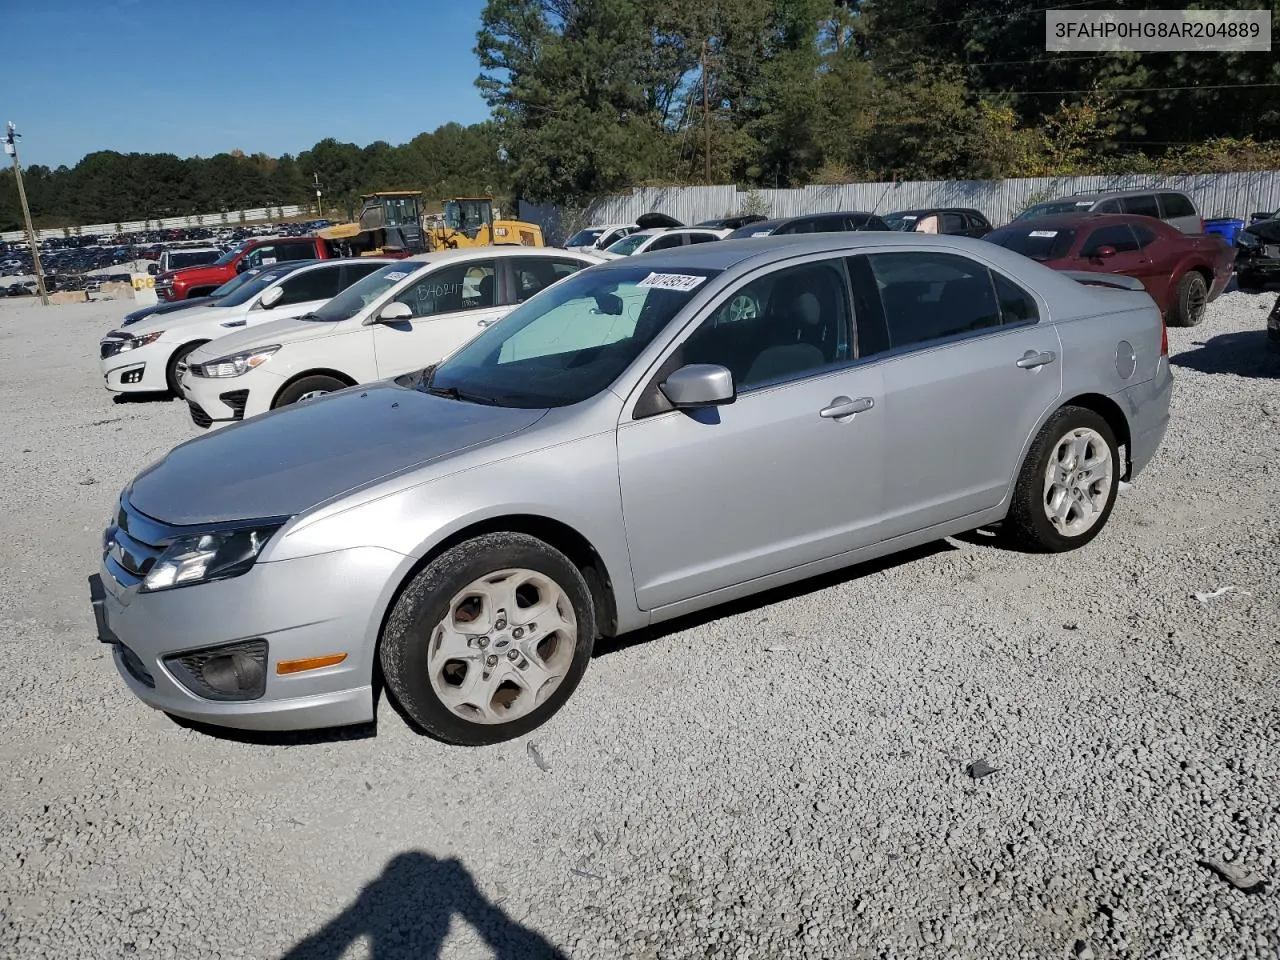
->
[[98, 259, 395, 397], [178, 246, 605, 429], [599, 227, 731, 259]]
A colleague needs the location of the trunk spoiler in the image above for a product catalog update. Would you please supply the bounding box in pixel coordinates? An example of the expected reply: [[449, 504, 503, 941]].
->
[[1061, 271, 1145, 292]]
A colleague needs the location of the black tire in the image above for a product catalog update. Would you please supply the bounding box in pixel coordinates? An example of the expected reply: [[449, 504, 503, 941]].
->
[[1003, 406, 1120, 553], [165, 340, 208, 397], [1167, 271, 1208, 327], [273, 374, 349, 408], [379, 532, 596, 746]]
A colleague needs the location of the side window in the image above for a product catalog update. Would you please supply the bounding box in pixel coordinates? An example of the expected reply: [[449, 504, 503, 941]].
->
[[1081, 225, 1140, 256], [394, 260, 497, 318], [992, 272, 1039, 324], [1158, 192, 1196, 218], [940, 213, 966, 234], [865, 251, 1002, 349], [340, 261, 387, 287], [1130, 223, 1160, 248], [1121, 194, 1161, 219], [278, 243, 316, 262], [774, 219, 812, 235], [245, 245, 277, 267], [967, 213, 991, 231], [274, 268, 342, 306], [1093, 199, 1123, 214], [680, 259, 852, 390], [686, 232, 718, 244], [513, 257, 587, 303], [915, 214, 940, 234], [647, 233, 686, 251]]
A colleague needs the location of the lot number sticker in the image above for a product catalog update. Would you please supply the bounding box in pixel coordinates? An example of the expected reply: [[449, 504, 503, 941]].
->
[[1029, 230, 1059, 238], [637, 273, 706, 291], [384, 271, 409, 281]]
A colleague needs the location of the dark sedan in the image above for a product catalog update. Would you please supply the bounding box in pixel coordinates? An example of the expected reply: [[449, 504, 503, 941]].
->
[[984, 213, 1233, 327], [1234, 218, 1280, 291], [884, 207, 992, 238], [726, 211, 890, 240]]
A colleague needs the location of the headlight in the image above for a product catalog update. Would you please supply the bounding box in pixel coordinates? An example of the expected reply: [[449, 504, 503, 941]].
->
[[117, 331, 164, 351], [198, 345, 281, 378], [141, 522, 285, 592]]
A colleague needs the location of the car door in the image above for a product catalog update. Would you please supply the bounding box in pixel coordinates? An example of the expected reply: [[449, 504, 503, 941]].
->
[[1077, 224, 1151, 293], [616, 256, 886, 610], [371, 258, 504, 377], [1124, 222, 1177, 307], [853, 250, 1063, 537]]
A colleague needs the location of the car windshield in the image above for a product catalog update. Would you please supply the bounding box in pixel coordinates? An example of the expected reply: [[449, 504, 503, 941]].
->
[[1016, 200, 1093, 220], [209, 272, 254, 298], [212, 267, 297, 307], [984, 225, 1077, 261], [424, 264, 722, 408], [604, 234, 653, 256], [882, 213, 921, 231], [301, 261, 418, 321], [566, 228, 605, 246], [212, 243, 247, 266]]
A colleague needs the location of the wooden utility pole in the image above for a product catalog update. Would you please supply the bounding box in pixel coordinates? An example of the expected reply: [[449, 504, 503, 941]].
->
[[702, 39, 711, 184], [4, 122, 49, 306]]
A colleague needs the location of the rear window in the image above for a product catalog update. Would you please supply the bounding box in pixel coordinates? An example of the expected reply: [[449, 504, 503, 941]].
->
[[168, 250, 219, 269], [984, 226, 1077, 261], [1159, 193, 1197, 218]]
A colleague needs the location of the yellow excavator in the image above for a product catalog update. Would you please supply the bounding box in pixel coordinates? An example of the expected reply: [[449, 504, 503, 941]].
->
[[426, 196, 544, 250], [318, 191, 428, 258]]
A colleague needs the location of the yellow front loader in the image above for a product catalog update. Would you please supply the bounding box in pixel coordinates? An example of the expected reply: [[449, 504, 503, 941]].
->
[[426, 197, 544, 251]]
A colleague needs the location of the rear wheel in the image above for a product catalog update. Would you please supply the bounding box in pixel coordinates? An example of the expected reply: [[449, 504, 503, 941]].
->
[[273, 375, 349, 408], [165, 340, 207, 397], [379, 533, 596, 745], [1167, 271, 1208, 327], [1003, 406, 1120, 553]]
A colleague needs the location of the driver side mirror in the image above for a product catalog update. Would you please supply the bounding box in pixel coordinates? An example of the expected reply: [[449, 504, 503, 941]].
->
[[660, 364, 735, 409], [377, 301, 413, 323], [258, 285, 284, 309], [1090, 245, 1117, 261], [147, 263, 159, 276]]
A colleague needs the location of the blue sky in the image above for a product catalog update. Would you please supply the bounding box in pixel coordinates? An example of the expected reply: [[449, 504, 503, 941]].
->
[[4, 0, 494, 169]]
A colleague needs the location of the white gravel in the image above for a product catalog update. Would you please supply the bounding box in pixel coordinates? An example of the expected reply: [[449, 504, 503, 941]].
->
[[1, 289, 1278, 959]]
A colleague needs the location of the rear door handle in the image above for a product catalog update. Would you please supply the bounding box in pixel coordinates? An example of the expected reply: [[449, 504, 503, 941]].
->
[[1016, 350, 1057, 369], [819, 396, 874, 419]]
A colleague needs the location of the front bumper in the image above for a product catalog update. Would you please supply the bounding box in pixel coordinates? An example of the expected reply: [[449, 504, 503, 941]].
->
[[180, 365, 278, 429], [99, 340, 171, 393], [92, 544, 409, 731]]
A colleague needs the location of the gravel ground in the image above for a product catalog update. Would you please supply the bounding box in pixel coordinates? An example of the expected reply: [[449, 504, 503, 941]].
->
[[0, 289, 1278, 960]]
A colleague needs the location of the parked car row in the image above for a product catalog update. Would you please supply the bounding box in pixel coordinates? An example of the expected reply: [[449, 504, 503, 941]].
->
[[93, 225, 1174, 749]]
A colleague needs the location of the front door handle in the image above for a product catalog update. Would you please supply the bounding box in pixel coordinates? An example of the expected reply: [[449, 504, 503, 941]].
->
[[477, 318, 496, 328], [1016, 350, 1057, 369], [819, 396, 874, 419]]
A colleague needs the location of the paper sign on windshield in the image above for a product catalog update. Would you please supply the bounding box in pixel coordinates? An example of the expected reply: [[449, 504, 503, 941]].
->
[[384, 271, 409, 281], [1029, 230, 1059, 238], [636, 273, 707, 292]]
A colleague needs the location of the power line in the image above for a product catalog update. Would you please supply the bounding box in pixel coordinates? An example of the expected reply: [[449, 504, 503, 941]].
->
[[980, 81, 1280, 95]]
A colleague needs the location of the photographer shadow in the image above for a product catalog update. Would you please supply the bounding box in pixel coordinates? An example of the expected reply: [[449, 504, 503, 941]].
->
[[279, 851, 568, 960]]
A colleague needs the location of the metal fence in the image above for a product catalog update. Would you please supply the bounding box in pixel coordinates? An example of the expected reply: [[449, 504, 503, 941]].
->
[[521, 171, 1280, 243], [0, 204, 307, 244]]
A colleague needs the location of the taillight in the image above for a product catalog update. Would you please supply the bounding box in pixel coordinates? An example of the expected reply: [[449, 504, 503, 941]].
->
[[1160, 318, 1169, 356]]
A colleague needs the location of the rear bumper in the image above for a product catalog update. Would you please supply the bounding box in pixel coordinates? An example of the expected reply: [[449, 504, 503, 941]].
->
[[1114, 357, 1173, 481]]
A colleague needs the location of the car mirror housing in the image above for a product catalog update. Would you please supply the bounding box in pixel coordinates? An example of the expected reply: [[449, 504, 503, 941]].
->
[[258, 286, 284, 309], [660, 364, 736, 409], [377, 301, 413, 323]]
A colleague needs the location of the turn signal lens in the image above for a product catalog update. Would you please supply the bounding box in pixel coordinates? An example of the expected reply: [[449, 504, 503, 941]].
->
[[276, 653, 348, 675]]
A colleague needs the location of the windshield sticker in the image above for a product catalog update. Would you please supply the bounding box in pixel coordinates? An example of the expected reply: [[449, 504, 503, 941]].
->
[[636, 272, 708, 292], [261, 257, 278, 265], [1028, 230, 1059, 238], [901, 215, 918, 220], [1075, 201, 1092, 206], [750, 230, 773, 237], [384, 271, 409, 281]]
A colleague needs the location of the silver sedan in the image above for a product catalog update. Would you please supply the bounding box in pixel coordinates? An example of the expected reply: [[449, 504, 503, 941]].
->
[[92, 233, 1172, 745]]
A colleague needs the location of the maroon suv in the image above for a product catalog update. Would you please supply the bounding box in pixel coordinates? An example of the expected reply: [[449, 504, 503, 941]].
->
[[156, 236, 339, 301]]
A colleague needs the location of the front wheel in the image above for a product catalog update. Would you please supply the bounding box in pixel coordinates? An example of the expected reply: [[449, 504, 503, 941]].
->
[[1003, 406, 1120, 553], [166, 340, 207, 397], [380, 533, 596, 745], [1167, 271, 1207, 327], [272, 374, 349, 409]]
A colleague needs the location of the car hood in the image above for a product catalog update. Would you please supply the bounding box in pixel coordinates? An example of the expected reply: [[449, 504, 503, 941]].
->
[[123, 296, 215, 325], [186, 314, 350, 362], [117, 303, 236, 336], [127, 382, 549, 525], [1244, 219, 1280, 243], [161, 263, 227, 284]]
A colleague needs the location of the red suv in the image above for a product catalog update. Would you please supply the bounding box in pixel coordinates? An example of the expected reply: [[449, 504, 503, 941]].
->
[[156, 236, 338, 301], [984, 213, 1233, 327]]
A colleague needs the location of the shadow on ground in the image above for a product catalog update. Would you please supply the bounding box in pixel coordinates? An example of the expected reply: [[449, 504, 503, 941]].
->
[[278, 851, 568, 960], [1171, 329, 1279, 379]]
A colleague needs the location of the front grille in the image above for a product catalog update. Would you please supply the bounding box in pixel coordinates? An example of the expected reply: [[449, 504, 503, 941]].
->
[[117, 643, 155, 688], [219, 389, 249, 420], [188, 401, 212, 429], [104, 497, 174, 588]]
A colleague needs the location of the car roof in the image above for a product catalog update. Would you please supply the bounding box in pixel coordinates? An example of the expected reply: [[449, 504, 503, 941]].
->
[[889, 207, 985, 217], [403, 246, 597, 264], [1057, 188, 1189, 202], [993, 212, 1165, 230]]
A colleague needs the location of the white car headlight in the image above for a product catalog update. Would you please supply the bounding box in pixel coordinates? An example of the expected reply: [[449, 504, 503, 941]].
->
[[117, 330, 164, 352], [197, 345, 281, 378], [141, 523, 285, 592]]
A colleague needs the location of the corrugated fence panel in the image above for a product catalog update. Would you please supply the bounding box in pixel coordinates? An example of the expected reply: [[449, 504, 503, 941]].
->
[[569, 172, 1280, 233], [1, 205, 305, 243]]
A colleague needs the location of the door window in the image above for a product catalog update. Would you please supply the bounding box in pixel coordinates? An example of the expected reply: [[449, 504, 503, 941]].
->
[[686, 232, 719, 244], [646, 233, 686, 251], [1130, 223, 1159, 248], [513, 257, 589, 303], [992, 272, 1039, 324], [1158, 193, 1196, 219], [1121, 194, 1161, 219], [1081, 225, 1140, 256], [339, 261, 389, 287], [278, 243, 317, 261], [274, 267, 342, 306], [1093, 199, 1123, 214], [245, 245, 278, 267], [680, 260, 852, 390], [863, 251, 1003, 349], [940, 213, 965, 234], [394, 260, 497, 318]]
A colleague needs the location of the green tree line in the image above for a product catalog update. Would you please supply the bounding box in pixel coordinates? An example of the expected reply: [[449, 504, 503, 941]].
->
[[5, 0, 1280, 229]]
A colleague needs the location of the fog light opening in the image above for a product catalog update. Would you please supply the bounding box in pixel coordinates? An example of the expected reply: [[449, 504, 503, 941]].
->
[[203, 651, 267, 696], [122, 369, 144, 385], [164, 639, 268, 702]]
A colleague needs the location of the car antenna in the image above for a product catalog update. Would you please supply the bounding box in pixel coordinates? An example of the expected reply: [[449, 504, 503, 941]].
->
[[864, 175, 896, 230]]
